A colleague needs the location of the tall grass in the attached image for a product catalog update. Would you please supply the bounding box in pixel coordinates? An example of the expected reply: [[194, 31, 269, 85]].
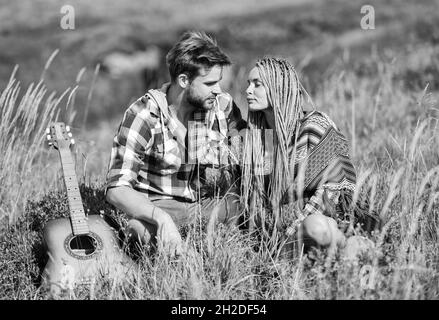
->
[[0, 57, 71, 227], [1, 46, 439, 299]]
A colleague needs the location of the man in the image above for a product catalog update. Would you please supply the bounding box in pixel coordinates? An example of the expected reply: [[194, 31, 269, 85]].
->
[[105, 31, 245, 255]]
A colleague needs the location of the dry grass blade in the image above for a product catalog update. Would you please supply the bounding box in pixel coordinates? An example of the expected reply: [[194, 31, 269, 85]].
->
[[380, 167, 405, 221], [40, 49, 59, 81], [82, 64, 101, 129], [0, 62, 69, 225], [417, 165, 439, 199], [409, 120, 428, 162], [352, 168, 373, 207]]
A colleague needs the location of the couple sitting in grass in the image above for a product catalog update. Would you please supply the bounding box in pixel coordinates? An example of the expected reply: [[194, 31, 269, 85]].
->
[[105, 31, 380, 258]]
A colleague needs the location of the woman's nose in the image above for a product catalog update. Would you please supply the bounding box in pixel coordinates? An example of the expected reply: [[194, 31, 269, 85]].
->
[[246, 84, 253, 96]]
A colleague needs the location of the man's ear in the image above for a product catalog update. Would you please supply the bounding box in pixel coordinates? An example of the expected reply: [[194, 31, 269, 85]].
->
[[177, 74, 189, 89]]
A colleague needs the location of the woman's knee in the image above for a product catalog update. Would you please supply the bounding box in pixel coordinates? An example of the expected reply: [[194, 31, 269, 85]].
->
[[301, 213, 334, 247]]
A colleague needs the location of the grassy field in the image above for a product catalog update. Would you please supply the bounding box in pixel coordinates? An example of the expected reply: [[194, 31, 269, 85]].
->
[[0, 0, 439, 299]]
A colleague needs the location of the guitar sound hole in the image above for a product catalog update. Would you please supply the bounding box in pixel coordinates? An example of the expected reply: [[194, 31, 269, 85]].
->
[[69, 235, 97, 256]]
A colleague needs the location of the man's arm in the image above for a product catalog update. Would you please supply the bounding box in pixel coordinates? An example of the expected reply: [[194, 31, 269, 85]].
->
[[106, 186, 174, 230], [105, 100, 182, 250], [106, 186, 182, 252]]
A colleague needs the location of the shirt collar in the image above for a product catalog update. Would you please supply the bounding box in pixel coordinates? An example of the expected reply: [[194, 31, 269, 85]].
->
[[147, 83, 187, 144]]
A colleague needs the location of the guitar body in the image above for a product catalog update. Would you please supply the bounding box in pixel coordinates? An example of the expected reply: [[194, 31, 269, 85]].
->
[[42, 214, 133, 296]]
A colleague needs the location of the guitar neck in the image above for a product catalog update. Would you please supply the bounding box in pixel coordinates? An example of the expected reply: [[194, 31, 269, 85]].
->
[[59, 148, 90, 235]]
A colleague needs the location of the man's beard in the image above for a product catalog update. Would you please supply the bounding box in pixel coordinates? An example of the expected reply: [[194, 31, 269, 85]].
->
[[186, 87, 215, 111]]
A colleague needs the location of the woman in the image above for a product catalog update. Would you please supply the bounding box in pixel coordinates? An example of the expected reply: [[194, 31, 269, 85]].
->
[[241, 57, 379, 255]]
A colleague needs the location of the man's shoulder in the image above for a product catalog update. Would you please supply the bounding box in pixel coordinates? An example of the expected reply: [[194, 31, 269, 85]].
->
[[125, 94, 161, 125]]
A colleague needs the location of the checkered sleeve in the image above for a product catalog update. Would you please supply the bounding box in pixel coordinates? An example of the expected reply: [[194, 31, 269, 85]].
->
[[303, 188, 341, 217], [303, 188, 325, 216], [105, 99, 153, 194]]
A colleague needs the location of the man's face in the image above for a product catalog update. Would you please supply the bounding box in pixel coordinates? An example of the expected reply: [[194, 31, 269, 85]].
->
[[185, 65, 223, 111]]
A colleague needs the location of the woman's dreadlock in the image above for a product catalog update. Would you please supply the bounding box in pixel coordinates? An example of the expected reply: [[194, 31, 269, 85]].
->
[[242, 57, 305, 250]]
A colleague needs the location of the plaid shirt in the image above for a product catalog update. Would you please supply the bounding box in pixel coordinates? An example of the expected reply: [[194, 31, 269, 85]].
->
[[105, 83, 245, 202]]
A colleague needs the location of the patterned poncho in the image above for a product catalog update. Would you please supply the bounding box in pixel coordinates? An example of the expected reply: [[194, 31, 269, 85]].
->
[[244, 109, 380, 233], [293, 111, 355, 214], [289, 110, 379, 231]]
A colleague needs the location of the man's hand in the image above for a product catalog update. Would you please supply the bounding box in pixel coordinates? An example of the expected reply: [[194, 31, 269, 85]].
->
[[106, 186, 184, 256], [156, 215, 183, 257]]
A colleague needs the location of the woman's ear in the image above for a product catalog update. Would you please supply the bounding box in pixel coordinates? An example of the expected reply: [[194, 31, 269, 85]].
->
[[177, 74, 189, 89]]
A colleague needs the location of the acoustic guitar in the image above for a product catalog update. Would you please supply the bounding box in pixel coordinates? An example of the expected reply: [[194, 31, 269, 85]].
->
[[42, 122, 133, 296]]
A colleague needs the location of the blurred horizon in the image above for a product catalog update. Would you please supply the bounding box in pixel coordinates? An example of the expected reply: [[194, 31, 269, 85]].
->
[[1, 0, 439, 178], [1, 0, 438, 121]]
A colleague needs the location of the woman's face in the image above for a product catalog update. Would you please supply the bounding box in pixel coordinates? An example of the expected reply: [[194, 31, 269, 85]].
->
[[246, 67, 269, 111]]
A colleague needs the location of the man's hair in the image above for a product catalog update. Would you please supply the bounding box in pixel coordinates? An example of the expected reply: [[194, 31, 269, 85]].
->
[[166, 31, 231, 82]]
